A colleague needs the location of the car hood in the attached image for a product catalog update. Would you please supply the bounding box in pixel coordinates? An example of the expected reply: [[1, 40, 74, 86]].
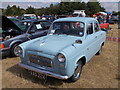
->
[[2, 15, 22, 32], [26, 35, 82, 55], [5, 33, 26, 41]]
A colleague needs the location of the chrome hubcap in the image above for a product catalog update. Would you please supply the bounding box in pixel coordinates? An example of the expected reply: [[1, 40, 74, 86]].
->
[[74, 64, 81, 78], [14, 46, 19, 56]]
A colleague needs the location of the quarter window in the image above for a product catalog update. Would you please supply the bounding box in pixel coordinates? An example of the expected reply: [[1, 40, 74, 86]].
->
[[87, 23, 93, 35], [94, 22, 100, 32]]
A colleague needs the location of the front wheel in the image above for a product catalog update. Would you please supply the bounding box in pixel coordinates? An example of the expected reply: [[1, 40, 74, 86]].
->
[[10, 43, 20, 57], [69, 60, 83, 82]]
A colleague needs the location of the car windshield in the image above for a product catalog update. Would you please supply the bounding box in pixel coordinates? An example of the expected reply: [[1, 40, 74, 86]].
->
[[28, 21, 51, 33], [17, 21, 32, 32], [49, 21, 84, 37]]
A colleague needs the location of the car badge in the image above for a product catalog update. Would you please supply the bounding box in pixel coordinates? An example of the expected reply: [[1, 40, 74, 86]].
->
[[40, 41, 45, 46]]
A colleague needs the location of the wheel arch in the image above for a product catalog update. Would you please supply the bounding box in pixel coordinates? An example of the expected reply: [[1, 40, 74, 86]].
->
[[9, 40, 23, 57], [77, 56, 86, 65], [9, 40, 23, 49], [101, 42, 104, 46]]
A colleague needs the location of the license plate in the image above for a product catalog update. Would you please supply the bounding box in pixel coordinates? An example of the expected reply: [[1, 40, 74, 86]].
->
[[30, 71, 46, 79]]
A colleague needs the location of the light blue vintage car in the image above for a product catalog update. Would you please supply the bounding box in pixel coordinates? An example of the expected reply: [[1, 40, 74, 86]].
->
[[16, 17, 106, 82]]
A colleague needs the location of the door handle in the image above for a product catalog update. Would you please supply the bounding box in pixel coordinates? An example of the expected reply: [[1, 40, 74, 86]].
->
[[87, 48, 89, 50], [95, 36, 97, 38]]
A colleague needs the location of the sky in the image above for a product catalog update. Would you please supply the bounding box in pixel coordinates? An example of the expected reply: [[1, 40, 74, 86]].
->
[[0, 0, 120, 12], [1, 0, 119, 2]]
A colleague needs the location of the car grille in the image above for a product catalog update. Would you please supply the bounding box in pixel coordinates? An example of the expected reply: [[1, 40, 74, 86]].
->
[[28, 54, 53, 68]]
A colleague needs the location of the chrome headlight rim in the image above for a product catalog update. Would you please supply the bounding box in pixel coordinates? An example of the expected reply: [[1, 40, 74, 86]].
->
[[14, 46, 23, 57], [57, 53, 66, 63]]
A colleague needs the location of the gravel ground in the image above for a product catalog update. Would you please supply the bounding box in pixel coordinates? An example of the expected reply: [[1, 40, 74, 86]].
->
[[1, 24, 119, 88]]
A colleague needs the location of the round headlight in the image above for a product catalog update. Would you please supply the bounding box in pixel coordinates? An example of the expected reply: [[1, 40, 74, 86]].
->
[[14, 46, 23, 57], [57, 53, 66, 63]]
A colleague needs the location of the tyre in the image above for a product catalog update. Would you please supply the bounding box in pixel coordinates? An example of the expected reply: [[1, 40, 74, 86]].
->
[[10, 43, 20, 57], [96, 46, 102, 55], [69, 60, 83, 82]]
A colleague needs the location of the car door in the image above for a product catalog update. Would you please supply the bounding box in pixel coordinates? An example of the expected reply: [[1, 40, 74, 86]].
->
[[85, 22, 98, 61], [28, 21, 50, 39], [93, 21, 102, 51]]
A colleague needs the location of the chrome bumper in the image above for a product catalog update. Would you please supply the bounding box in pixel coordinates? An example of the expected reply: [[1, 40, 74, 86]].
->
[[18, 63, 69, 80]]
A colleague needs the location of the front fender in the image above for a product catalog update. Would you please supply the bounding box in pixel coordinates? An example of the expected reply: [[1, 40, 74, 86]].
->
[[65, 55, 86, 78], [60, 44, 86, 78], [9, 40, 23, 48]]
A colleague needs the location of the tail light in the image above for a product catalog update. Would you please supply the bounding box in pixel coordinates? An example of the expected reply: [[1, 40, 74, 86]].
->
[[0, 44, 5, 48]]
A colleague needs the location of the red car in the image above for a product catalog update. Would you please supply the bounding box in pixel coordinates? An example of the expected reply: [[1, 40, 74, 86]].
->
[[100, 23, 110, 29]]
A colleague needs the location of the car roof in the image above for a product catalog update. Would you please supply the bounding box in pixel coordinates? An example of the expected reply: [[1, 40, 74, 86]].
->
[[41, 15, 55, 17], [54, 17, 97, 23], [21, 19, 38, 22], [21, 19, 49, 23], [37, 20, 50, 22]]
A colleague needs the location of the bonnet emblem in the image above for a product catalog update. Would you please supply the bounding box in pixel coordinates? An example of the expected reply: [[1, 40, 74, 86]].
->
[[40, 41, 45, 46]]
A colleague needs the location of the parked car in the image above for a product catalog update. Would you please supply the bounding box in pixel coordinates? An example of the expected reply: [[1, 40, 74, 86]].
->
[[17, 17, 106, 82], [41, 15, 56, 22], [56, 15, 67, 19], [110, 15, 119, 23], [67, 10, 86, 17], [0, 17, 51, 57], [99, 22, 111, 33], [1, 15, 24, 39], [23, 14, 37, 20], [8, 17, 22, 25]]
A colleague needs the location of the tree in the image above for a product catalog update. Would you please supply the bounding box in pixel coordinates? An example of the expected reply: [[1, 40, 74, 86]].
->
[[4, 5, 26, 16], [117, 11, 120, 16], [26, 6, 35, 14], [5, 5, 13, 16], [3, 1, 105, 16], [112, 11, 118, 15], [1, 8, 6, 15], [19, 9, 26, 15], [87, 0, 105, 15]]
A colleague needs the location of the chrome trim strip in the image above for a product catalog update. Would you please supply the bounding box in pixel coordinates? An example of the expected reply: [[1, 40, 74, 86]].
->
[[1, 47, 10, 50], [18, 63, 68, 80]]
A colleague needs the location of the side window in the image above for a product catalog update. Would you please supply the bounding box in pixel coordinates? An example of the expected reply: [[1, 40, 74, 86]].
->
[[42, 21, 51, 26], [36, 24, 43, 30], [87, 23, 93, 35], [29, 24, 37, 33], [53, 22, 61, 30], [30, 23, 43, 32], [94, 22, 100, 32], [41, 22, 51, 29]]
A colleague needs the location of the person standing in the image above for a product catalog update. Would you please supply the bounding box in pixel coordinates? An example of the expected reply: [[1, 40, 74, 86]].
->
[[106, 14, 111, 23]]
